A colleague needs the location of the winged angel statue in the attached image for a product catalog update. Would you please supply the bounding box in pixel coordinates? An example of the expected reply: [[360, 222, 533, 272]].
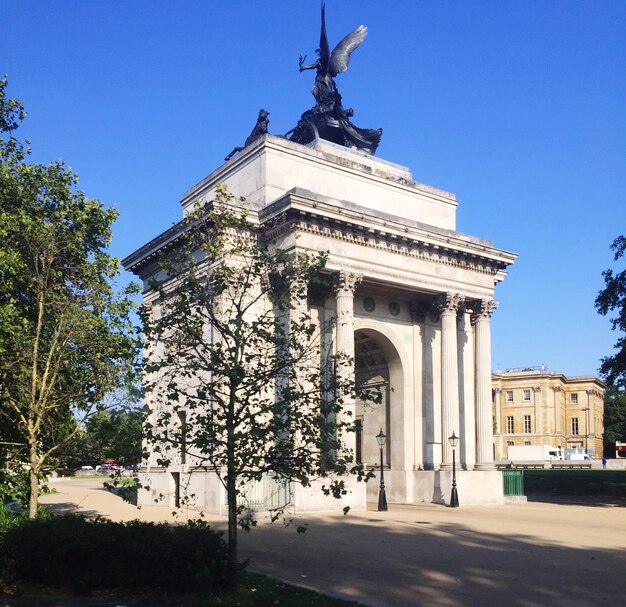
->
[[287, 3, 382, 155]]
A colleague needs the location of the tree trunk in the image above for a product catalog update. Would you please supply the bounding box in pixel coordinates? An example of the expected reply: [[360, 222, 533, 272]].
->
[[28, 441, 39, 518], [226, 472, 238, 588]]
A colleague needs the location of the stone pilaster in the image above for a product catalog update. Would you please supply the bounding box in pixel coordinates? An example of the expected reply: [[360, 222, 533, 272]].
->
[[333, 271, 362, 453], [493, 388, 501, 433], [472, 299, 498, 470], [437, 292, 464, 469], [585, 389, 596, 437], [532, 386, 541, 436]]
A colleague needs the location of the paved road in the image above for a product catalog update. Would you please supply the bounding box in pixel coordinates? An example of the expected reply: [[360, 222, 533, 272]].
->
[[40, 478, 626, 607]]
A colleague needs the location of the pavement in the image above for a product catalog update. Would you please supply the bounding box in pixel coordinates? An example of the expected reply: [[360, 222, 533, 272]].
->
[[26, 478, 626, 606]]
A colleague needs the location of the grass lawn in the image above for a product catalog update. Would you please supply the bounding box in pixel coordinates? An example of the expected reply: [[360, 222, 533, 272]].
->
[[210, 572, 366, 606], [1, 572, 366, 606], [523, 469, 626, 496]]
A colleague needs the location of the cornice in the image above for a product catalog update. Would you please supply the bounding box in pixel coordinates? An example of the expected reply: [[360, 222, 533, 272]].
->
[[121, 218, 188, 275], [260, 192, 516, 277]]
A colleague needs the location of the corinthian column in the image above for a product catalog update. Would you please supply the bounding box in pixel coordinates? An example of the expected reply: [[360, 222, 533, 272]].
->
[[472, 299, 498, 470], [333, 271, 362, 453], [438, 292, 464, 469]]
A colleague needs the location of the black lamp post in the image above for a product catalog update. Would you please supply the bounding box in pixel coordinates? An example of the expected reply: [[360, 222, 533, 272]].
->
[[448, 431, 459, 508], [376, 429, 388, 512]]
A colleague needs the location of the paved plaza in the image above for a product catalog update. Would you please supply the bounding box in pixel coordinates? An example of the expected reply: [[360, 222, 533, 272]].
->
[[40, 478, 626, 607]]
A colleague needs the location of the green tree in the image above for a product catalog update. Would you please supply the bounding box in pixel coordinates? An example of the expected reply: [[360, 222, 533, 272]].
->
[[143, 188, 377, 585], [602, 385, 626, 456], [56, 393, 143, 470], [0, 78, 140, 517], [596, 235, 626, 388], [84, 405, 143, 466]]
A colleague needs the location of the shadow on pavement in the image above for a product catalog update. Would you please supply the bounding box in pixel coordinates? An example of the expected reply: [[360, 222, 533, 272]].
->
[[526, 492, 626, 507], [42, 502, 104, 518], [238, 508, 626, 607]]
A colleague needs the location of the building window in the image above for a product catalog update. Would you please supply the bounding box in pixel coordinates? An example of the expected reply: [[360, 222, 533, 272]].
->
[[506, 391, 513, 403], [523, 389, 531, 401], [524, 415, 531, 433], [524, 440, 531, 446], [507, 440, 514, 447], [506, 416, 514, 433], [571, 417, 579, 435], [571, 393, 578, 404], [177, 411, 187, 464]]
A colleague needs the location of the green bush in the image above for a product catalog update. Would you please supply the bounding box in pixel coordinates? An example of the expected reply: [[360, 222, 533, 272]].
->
[[0, 469, 30, 507], [0, 467, 53, 509], [0, 503, 21, 534], [0, 515, 230, 596], [524, 469, 626, 496]]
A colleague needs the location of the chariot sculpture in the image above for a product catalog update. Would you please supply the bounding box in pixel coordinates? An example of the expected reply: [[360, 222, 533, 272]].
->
[[287, 2, 382, 155]]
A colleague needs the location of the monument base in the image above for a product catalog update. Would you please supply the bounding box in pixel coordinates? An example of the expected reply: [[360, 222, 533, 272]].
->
[[136, 469, 367, 515], [432, 470, 504, 506], [365, 469, 504, 506]]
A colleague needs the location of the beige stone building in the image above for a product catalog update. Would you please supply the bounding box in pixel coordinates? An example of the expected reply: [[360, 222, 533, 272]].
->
[[492, 369, 604, 459]]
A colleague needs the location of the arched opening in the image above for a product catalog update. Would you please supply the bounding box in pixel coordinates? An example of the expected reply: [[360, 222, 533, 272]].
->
[[354, 329, 403, 471]]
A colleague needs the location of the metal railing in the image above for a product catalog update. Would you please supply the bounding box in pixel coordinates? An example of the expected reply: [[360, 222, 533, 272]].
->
[[229, 474, 291, 509], [502, 469, 524, 496]]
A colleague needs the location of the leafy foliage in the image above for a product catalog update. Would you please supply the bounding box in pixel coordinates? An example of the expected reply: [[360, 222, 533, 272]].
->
[[0, 503, 22, 535], [0, 515, 230, 596], [0, 78, 140, 517], [143, 186, 377, 582], [57, 402, 144, 469], [0, 465, 30, 508], [596, 235, 626, 388], [602, 385, 626, 453]]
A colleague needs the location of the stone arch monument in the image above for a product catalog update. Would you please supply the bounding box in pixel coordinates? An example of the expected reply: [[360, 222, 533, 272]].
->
[[124, 134, 516, 509], [123, 6, 516, 510]]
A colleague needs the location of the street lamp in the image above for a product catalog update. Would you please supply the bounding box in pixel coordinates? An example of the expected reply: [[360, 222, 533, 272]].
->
[[582, 407, 590, 454], [376, 429, 388, 511], [448, 431, 459, 508]]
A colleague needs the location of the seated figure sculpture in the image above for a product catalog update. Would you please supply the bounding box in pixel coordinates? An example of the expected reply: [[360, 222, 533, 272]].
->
[[225, 109, 270, 161]]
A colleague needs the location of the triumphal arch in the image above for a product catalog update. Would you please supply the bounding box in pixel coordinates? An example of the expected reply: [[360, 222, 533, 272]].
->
[[124, 6, 516, 510]]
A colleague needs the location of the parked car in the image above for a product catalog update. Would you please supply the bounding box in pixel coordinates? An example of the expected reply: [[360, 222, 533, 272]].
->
[[80, 465, 94, 470], [96, 462, 122, 472]]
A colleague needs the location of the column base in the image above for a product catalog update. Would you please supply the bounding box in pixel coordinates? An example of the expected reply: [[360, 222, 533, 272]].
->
[[439, 463, 453, 471], [474, 462, 496, 471]]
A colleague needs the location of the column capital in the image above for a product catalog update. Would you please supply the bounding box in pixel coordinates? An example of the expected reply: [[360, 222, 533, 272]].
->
[[436, 292, 464, 316], [470, 299, 498, 323], [333, 271, 362, 296], [409, 299, 431, 323]]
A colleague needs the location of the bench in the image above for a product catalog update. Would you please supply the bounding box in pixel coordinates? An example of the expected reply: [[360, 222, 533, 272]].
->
[[510, 462, 548, 469], [551, 462, 592, 469]]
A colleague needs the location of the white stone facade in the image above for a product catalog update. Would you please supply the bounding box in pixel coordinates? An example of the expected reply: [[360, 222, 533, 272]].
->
[[124, 135, 517, 510]]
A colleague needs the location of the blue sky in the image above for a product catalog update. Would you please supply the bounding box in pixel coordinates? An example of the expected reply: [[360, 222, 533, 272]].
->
[[2, 0, 625, 377]]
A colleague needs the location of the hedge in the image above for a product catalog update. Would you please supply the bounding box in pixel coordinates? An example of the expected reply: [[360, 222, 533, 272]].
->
[[0, 514, 230, 596]]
